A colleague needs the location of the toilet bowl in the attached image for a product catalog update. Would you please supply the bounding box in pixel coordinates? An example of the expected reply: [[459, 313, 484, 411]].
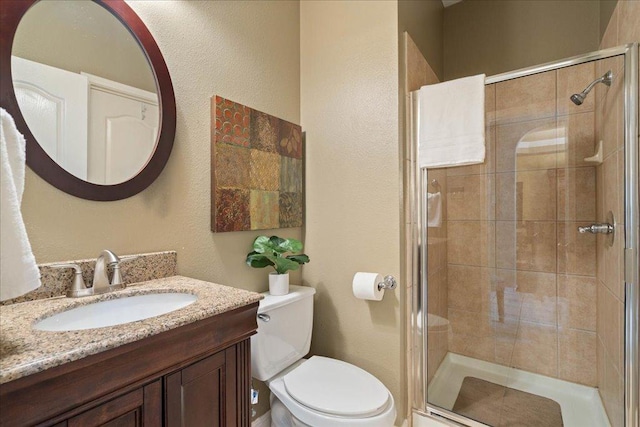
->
[[251, 285, 396, 427]]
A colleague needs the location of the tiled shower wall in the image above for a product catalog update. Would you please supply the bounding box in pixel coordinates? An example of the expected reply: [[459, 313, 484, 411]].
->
[[444, 65, 601, 386], [594, 53, 625, 427], [425, 166, 448, 386], [596, 2, 640, 426]]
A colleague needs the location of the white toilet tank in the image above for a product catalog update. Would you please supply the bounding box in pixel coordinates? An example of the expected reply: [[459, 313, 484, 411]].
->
[[251, 285, 316, 381]]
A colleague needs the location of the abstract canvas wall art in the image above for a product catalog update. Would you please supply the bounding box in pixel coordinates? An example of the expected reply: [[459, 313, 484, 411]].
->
[[211, 96, 303, 232]]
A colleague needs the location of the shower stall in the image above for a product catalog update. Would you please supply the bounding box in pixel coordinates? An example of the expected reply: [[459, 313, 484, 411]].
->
[[409, 44, 638, 427]]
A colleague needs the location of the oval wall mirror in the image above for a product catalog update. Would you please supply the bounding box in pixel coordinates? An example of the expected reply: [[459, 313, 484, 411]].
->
[[0, 0, 176, 201]]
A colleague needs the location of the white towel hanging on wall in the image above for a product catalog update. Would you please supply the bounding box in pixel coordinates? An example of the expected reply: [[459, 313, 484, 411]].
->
[[418, 74, 486, 169], [1, 108, 41, 301]]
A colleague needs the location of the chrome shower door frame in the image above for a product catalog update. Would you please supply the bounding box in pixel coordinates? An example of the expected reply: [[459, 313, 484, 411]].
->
[[623, 43, 638, 427], [410, 43, 639, 427]]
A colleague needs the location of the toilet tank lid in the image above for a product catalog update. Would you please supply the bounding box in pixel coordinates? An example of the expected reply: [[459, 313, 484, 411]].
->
[[258, 285, 316, 314]]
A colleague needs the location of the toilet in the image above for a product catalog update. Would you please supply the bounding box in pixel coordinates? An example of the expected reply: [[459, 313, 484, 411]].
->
[[251, 285, 396, 427]]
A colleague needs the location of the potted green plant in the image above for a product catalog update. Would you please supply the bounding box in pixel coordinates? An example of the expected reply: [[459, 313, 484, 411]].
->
[[246, 235, 310, 295]]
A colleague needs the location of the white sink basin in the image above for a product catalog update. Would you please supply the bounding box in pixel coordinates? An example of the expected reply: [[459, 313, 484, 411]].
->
[[34, 293, 198, 332]]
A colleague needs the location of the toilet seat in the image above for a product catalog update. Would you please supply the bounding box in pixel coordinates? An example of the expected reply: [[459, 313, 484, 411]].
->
[[267, 358, 396, 427], [284, 356, 389, 417]]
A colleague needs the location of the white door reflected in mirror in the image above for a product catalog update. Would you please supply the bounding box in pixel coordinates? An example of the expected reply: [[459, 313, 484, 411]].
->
[[86, 74, 159, 185], [12, 56, 88, 180], [11, 0, 159, 185]]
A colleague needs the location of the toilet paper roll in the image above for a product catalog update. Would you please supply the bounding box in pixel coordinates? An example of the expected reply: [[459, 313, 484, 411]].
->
[[352, 272, 384, 301]]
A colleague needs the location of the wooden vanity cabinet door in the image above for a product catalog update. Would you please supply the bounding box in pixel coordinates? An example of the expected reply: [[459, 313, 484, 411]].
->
[[165, 341, 250, 427], [165, 351, 228, 427], [66, 380, 162, 427]]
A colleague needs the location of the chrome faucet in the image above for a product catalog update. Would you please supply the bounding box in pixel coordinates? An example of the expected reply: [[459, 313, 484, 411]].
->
[[52, 250, 126, 298], [92, 250, 124, 294]]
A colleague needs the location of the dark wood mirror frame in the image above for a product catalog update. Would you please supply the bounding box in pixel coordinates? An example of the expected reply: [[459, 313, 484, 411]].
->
[[0, 0, 176, 201]]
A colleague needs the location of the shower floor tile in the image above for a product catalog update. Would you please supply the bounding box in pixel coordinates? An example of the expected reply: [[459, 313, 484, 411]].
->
[[453, 376, 563, 426]]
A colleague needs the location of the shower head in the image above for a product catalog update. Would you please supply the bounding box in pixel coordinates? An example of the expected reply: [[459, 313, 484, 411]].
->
[[570, 92, 586, 106], [570, 70, 613, 106]]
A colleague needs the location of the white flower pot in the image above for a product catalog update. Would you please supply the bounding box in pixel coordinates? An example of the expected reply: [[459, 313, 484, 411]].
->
[[269, 272, 289, 295]]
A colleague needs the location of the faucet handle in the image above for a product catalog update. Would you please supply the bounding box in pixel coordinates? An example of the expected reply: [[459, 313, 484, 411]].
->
[[51, 263, 91, 298], [111, 263, 123, 286], [101, 250, 125, 290]]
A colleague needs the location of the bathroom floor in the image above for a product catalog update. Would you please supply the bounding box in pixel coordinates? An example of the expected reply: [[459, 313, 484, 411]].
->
[[425, 353, 610, 427], [413, 413, 451, 427]]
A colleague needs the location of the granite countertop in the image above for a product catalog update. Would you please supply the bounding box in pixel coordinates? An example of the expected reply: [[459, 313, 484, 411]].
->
[[0, 276, 263, 384]]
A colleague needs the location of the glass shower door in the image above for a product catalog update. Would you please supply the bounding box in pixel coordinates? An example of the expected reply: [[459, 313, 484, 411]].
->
[[414, 46, 638, 427]]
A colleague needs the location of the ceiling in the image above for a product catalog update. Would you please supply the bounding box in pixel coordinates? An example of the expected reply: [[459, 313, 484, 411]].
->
[[442, 0, 463, 7]]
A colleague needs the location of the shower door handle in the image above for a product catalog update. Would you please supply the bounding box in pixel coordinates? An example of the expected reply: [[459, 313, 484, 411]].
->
[[578, 223, 614, 234]]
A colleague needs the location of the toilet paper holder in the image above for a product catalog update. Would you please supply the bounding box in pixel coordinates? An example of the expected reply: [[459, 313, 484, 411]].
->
[[378, 275, 398, 291]]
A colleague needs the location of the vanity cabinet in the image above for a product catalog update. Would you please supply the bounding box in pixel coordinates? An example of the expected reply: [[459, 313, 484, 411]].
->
[[48, 380, 162, 427], [0, 303, 258, 427], [166, 347, 243, 427], [65, 381, 161, 427]]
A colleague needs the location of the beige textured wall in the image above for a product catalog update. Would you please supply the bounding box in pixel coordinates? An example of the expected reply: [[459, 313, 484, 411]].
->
[[443, 0, 601, 80], [599, 0, 619, 40], [398, 0, 444, 80], [13, 0, 155, 92], [22, 0, 301, 293], [300, 0, 403, 423]]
